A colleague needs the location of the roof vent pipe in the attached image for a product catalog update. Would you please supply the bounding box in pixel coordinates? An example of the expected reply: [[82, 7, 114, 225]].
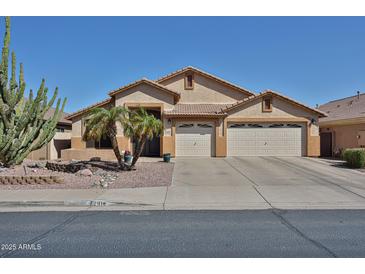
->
[[357, 91, 360, 100]]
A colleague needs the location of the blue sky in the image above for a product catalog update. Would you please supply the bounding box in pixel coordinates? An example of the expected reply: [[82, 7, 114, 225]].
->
[[4, 16, 365, 113]]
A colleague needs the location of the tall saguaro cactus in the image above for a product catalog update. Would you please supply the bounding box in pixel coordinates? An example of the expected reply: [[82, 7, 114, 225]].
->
[[0, 17, 67, 166]]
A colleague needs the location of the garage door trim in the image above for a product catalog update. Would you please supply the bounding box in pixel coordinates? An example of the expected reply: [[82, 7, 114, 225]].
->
[[227, 122, 306, 156]]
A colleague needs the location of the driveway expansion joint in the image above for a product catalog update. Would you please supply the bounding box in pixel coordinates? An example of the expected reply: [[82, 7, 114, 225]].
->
[[162, 186, 169, 210], [223, 158, 259, 186], [252, 186, 275, 209]]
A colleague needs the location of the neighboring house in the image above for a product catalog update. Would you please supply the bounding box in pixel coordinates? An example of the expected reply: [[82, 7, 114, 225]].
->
[[319, 92, 365, 157], [63, 66, 325, 160], [27, 109, 72, 161]]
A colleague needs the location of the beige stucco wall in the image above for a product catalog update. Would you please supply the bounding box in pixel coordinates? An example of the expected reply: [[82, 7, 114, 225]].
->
[[114, 83, 175, 111], [72, 117, 82, 137], [320, 123, 365, 152], [50, 132, 72, 160], [114, 83, 175, 139], [27, 132, 71, 161], [62, 148, 117, 161], [230, 97, 315, 118], [27, 144, 48, 161], [160, 73, 249, 103]]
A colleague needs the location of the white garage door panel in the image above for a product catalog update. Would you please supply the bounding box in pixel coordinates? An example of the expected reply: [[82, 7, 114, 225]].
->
[[227, 125, 304, 156], [176, 123, 214, 156]]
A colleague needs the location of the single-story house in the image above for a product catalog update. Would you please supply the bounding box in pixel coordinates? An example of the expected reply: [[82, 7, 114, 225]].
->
[[27, 109, 72, 160], [62, 66, 325, 160], [319, 92, 365, 157]]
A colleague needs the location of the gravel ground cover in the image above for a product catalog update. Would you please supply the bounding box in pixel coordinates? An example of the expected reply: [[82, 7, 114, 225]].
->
[[0, 160, 174, 190]]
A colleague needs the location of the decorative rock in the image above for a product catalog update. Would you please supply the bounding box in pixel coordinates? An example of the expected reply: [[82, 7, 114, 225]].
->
[[76, 168, 93, 176]]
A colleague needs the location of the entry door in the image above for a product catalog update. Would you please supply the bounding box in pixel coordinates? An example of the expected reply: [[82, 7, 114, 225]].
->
[[320, 132, 332, 157], [175, 122, 214, 156], [227, 123, 304, 156]]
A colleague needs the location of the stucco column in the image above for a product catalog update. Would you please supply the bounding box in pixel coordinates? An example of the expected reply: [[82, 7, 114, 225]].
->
[[215, 118, 227, 157], [161, 117, 174, 156]]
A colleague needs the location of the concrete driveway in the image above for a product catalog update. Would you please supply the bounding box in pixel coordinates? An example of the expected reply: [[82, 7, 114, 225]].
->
[[165, 157, 365, 209]]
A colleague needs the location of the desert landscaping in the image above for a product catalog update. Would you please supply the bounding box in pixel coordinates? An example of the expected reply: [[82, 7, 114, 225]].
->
[[0, 159, 174, 190]]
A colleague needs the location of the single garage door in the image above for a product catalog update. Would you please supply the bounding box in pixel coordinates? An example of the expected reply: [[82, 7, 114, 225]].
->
[[227, 123, 305, 156], [175, 122, 215, 156]]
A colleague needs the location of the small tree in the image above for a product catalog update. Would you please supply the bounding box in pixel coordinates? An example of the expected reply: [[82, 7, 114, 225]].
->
[[83, 106, 129, 168], [123, 108, 162, 168], [0, 17, 66, 166]]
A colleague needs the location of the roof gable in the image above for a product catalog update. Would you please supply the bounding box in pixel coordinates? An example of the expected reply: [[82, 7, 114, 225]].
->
[[108, 78, 180, 99], [65, 98, 112, 120], [223, 90, 327, 117], [156, 66, 254, 97]]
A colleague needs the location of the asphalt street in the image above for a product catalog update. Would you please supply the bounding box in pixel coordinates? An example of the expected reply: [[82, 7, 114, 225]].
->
[[0, 210, 365, 257]]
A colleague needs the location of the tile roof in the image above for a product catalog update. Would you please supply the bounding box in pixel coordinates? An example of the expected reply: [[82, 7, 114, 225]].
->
[[156, 66, 255, 96], [319, 92, 365, 123], [108, 78, 180, 98], [164, 104, 233, 117], [65, 98, 112, 120], [221, 90, 327, 117]]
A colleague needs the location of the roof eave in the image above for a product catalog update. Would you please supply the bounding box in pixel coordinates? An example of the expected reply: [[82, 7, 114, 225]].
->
[[319, 116, 365, 126]]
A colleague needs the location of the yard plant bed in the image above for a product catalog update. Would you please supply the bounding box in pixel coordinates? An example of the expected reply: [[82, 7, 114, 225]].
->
[[0, 160, 174, 190]]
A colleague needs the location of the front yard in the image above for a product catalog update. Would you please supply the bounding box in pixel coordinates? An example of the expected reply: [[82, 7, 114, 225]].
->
[[0, 159, 174, 190]]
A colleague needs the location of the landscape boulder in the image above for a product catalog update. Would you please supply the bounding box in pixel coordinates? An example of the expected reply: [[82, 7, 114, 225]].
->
[[76, 168, 93, 176]]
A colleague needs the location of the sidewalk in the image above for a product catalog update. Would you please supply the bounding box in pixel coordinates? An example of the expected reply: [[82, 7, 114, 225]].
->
[[2, 185, 365, 212], [0, 186, 273, 212], [0, 187, 169, 212]]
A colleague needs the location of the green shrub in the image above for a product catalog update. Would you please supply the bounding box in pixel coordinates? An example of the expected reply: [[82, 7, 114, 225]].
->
[[343, 149, 365, 168]]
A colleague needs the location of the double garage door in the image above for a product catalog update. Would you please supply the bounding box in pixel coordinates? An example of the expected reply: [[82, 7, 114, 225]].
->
[[175, 122, 305, 157], [227, 123, 305, 156]]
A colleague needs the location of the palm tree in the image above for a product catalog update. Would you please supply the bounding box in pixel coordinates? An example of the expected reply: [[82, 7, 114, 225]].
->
[[123, 108, 163, 168], [83, 106, 128, 167]]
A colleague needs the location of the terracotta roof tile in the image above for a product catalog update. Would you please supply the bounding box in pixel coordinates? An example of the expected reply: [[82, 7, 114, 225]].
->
[[319, 92, 365, 123], [164, 104, 232, 117]]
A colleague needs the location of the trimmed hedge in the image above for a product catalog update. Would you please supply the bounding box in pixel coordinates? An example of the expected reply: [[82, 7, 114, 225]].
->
[[342, 149, 365, 168]]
